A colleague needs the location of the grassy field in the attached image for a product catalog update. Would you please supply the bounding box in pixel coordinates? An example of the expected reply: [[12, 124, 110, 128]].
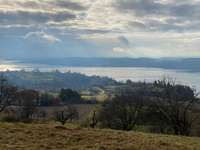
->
[[0, 123, 200, 150]]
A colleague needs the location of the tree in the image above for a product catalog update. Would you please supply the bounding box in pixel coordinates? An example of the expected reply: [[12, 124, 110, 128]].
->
[[0, 75, 17, 112], [54, 105, 79, 125], [98, 91, 144, 131], [17, 89, 39, 121], [152, 79, 200, 136], [39, 93, 54, 106], [59, 89, 82, 104]]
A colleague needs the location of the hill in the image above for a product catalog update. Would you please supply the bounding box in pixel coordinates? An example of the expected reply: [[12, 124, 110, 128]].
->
[[1, 70, 117, 91], [0, 123, 199, 150]]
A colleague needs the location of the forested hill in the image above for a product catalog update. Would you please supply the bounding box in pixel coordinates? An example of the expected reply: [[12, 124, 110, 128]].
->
[[1, 70, 117, 91]]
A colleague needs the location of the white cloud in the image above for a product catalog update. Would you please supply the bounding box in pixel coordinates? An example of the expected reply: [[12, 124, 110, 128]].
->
[[24, 31, 61, 43], [113, 47, 128, 53]]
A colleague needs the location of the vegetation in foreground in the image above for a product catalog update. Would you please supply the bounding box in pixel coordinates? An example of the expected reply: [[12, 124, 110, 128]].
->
[[1, 73, 200, 136], [0, 123, 200, 150]]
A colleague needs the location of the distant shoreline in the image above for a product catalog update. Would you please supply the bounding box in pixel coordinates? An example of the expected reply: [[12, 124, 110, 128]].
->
[[1, 57, 200, 73], [1, 67, 200, 93]]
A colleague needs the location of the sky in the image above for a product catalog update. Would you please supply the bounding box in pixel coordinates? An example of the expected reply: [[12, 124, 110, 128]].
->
[[1, 0, 200, 59]]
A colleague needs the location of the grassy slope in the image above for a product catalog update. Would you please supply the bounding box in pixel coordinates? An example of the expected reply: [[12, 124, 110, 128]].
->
[[0, 123, 200, 150]]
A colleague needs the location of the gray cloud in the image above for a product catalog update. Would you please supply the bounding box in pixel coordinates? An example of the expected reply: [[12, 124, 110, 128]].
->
[[115, 0, 200, 18], [1, 0, 87, 11], [114, 0, 200, 31], [115, 0, 162, 16], [51, 0, 87, 10], [0, 10, 76, 25], [0, 0, 88, 29]]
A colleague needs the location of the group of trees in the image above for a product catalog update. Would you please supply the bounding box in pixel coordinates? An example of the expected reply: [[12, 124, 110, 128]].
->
[[97, 79, 200, 136], [0, 76, 17, 112], [0, 76, 84, 107], [59, 89, 82, 104], [0, 76, 39, 121], [39, 89, 84, 106], [0, 75, 83, 122], [150, 80, 200, 136]]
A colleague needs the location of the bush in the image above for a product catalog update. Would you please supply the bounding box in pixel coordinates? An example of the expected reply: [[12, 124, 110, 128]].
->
[[1, 115, 20, 122]]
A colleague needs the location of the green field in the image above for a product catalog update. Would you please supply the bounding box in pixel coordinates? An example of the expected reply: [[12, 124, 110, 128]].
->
[[0, 123, 200, 150]]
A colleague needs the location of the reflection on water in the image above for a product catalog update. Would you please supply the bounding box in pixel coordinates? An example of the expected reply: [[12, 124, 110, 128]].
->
[[0, 61, 200, 92], [0, 60, 27, 71]]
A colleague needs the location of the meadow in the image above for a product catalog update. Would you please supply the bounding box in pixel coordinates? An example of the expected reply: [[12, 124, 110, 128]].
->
[[0, 123, 200, 150]]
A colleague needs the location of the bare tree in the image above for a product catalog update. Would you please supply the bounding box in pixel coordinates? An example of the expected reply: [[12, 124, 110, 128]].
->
[[153, 79, 200, 136], [54, 105, 79, 125], [98, 92, 144, 131], [0, 75, 17, 112], [17, 89, 39, 121]]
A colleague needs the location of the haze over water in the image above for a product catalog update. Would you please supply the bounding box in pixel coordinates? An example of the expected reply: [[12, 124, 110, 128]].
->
[[1, 60, 200, 92]]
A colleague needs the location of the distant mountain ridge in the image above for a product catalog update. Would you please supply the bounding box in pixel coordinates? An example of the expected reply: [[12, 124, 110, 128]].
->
[[17, 57, 200, 72]]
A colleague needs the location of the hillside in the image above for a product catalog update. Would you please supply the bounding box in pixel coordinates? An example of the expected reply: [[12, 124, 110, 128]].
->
[[1, 70, 116, 91], [0, 123, 199, 150]]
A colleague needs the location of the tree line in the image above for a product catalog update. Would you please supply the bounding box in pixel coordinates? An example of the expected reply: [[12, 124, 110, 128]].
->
[[95, 79, 200, 136], [2, 70, 116, 91], [0, 75, 88, 122], [0, 74, 89, 108], [0, 75, 200, 136]]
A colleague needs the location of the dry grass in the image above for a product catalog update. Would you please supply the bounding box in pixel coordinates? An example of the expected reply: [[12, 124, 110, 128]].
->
[[0, 123, 200, 150]]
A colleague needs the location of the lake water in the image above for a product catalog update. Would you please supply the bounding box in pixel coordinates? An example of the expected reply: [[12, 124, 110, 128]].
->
[[0, 61, 200, 92]]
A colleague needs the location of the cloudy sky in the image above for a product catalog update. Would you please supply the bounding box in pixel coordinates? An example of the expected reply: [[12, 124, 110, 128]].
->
[[1, 0, 200, 59]]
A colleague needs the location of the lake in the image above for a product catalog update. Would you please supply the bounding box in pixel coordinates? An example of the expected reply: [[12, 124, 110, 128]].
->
[[0, 60, 200, 92]]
